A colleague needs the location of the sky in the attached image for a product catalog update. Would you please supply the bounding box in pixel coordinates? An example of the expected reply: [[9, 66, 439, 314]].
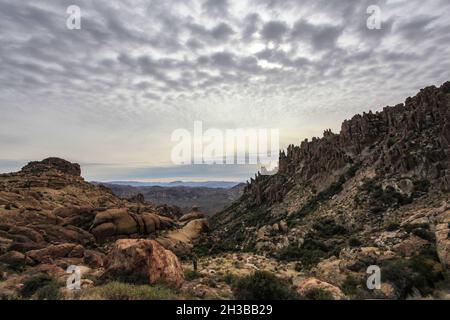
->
[[1, 0, 450, 181]]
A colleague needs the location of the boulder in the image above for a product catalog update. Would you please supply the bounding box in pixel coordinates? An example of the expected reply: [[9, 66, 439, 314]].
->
[[90, 209, 175, 242], [0, 251, 26, 268], [392, 236, 430, 257], [102, 239, 184, 288], [83, 250, 105, 268], [26, 243, 85, 264], [295, 277, 346, 300]]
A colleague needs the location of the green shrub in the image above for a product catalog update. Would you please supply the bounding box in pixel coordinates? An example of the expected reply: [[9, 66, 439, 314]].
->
[[222, 272, 238, 285], [386, 222, 400, 231], [411, 228, 435, 242], [403, 223, 430, 233], [81, 282, 181, 300], [348, 238, 362, 247], [20, 274, 56, 298], [36, 282, 62, 300], [294, 262, 302, 272], [341, 275, 361, 296], [302, 288, 335, 300], [277, 239, 327, 268], [359, 178, 413, 213], [232, 271, 298, 300], [184, 269, 201, 281], [412, 179, 430, 195], [381, 246, 444, 298], [278, 220, 346, 269], [313, 218, 347, 237]]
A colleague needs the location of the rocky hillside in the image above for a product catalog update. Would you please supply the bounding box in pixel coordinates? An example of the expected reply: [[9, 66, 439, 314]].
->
[[0, 158, 209, 299], [103, 183, 245, 215], [199, 82, 450, 299]]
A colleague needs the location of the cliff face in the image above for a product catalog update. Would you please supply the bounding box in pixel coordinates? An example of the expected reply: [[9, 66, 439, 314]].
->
[[199, 82, 450, 299], [244, 82, 450, 209]]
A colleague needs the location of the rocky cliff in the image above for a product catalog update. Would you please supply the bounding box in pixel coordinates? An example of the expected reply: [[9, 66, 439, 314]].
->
[[199, 82, 450, 299]]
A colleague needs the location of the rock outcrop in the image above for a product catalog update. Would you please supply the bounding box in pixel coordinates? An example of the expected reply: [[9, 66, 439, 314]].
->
[[102, 239, 184, 288], [0, 157, 209, 298], [200, 81, 450, 299]]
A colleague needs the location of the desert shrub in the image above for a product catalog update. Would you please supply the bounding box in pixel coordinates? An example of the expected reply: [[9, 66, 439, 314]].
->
[[348, 237, 362, 247], [222, 272, 238, 285], [386, 222, 400, 231], [81, 282, 180, 300], [412, 179, 430, 195], [294, 262, 302, 272], [403, 223, 430, 233], [313, 218, 347, 237], [0, 291, 20, 300], [302, 288, 335, 300], [359, 178, 413, 213], [278, 220, 346, 269], [20, 274, 57, 298], [105, 270, 149, 285], [277, 238, 327, 268], [381, 246, 444, 298], [35, 282, 62, 300], [232, 271, 298, 300], [341, 275, 360, 296], [184, 269, 201, 281], [411, 228, 435, 242], [387, 138, 395, 148]]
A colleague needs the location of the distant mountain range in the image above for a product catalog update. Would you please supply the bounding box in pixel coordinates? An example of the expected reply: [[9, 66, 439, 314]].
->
[[99, 182, 246, 215], [92, 180, 242, 189]]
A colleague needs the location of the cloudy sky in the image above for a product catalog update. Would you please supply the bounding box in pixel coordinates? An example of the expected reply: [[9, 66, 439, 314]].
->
[[1, 0, 450, 181]]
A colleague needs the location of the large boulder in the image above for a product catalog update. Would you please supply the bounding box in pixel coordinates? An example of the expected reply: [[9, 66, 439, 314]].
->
[[90, 209, 175, 242], [102, 239, 184, 288]]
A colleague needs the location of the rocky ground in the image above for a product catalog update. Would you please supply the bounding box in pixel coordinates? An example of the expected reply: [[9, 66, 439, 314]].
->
[[0, 158, 210, 300]]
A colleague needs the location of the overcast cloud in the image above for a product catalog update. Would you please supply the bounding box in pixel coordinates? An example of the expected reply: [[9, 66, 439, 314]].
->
[[1, 0, 450, 181]]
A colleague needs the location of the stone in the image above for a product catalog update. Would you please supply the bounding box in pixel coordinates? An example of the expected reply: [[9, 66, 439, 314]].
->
[[83, 250, 105, 268], [102, 239, 184, 288], [26, 243, 85, 264], [295, 277, 346, 300], [0, 251, 26, 268]]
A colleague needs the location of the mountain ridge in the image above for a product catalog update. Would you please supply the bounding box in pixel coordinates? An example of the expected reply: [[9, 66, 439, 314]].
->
[[195, 81, 450, 299]]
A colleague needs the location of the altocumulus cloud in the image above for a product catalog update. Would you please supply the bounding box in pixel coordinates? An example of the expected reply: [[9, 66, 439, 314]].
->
[[0, 0, 450, 181]]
